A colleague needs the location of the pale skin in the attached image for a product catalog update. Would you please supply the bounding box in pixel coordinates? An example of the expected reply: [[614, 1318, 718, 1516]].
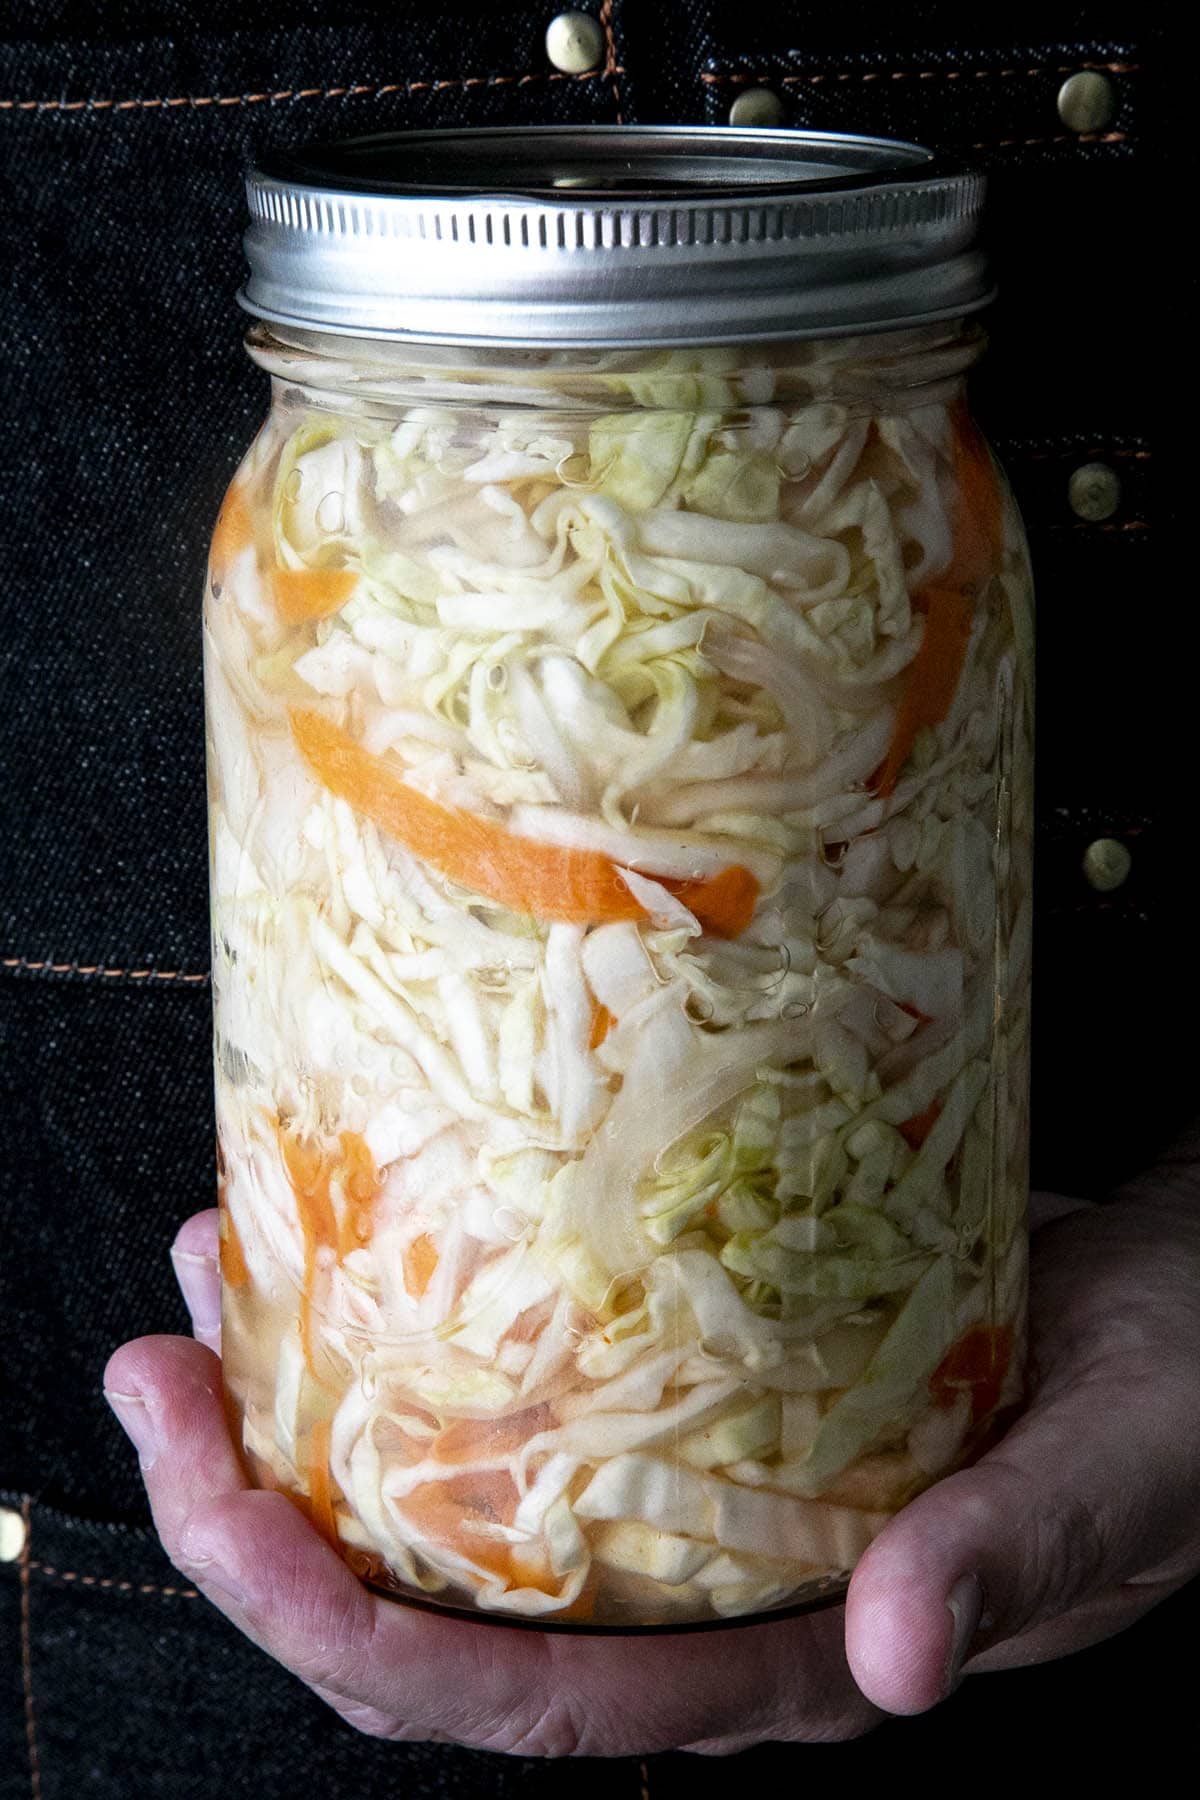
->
[[104, 1154, 1200, 1756]]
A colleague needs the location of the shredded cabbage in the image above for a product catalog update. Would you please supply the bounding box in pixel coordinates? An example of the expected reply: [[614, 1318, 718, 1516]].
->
[[207, 329, 1033, 1627]]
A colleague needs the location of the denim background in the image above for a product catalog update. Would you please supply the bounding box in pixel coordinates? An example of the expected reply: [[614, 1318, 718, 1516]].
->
[[0, 5, 1184, 1794]]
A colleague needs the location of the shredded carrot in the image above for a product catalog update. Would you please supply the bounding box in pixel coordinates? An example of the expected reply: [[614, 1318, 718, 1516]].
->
[[432, 1407, 553, 1467], [209, 482, 254, 579], [899, 1099, 943, 1151], [874, 409, 1005, 797], [403, 1470, 519, 1581], [941, 404, 1006, 596], [589, 1002, 615, 1050], [667, 862, 760, 938], [402, 1232, 439, 1300], [278, 1127, 339, 1378], [277, 1123, 386, 1371], [874, 586, 974, 798], [272, 566, 358, 626], [217, 1205, 250, 1288], [930, 1323, 1014, 1425], [336, 1129, 381, 1259], [280, 1129, 339, 1246], [399, 1467, 569, 1595], [290, 708, 758, 935], [307, 1418, 340, 1548]]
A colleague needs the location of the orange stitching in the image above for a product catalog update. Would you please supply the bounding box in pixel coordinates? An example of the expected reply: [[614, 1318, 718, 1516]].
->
[[639, 1759, 651, 1800], [2, 957, 209, 983], [702, 60, 1141, 86], [1046, 519, 1150, 532], [19, 1501, 43, 1800], [27, 1559, 200, 1599], [599, 0, 625, 125], [0, 67, 625, 113], [1016, 447, 1151, 461], [969, 130, 1127, 149]]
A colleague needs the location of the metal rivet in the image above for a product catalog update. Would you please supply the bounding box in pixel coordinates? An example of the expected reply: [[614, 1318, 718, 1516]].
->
[[545, 11, 605, 75], [1068, 462, 1122, 523], [1057, 71, 1117, 134], [728, 87, 785, 129], [0, 1507, 27, 1563], [1082, 837, 1132, 893]]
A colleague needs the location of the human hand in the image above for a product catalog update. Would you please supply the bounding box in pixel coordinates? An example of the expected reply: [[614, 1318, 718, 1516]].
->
[[104, 1185, 1200, 1754]]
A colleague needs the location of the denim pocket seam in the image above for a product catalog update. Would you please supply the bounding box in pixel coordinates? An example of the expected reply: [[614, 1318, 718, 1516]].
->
[[699, 59, 1142, 88], [0, 65, 626, 115], [24, 1559, 201, 1601], [1, 958, 210, 985], [18, 1498, 43, 1800]]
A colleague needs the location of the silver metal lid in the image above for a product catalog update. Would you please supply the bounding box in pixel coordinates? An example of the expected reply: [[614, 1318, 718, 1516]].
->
[[241, 126, 993, 348]]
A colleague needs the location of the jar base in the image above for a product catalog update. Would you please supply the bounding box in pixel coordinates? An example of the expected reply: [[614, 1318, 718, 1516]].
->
[[361, 1570, 852, 1635]]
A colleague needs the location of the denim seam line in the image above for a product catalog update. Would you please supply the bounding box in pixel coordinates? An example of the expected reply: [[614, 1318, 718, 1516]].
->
[[19, 1500, 43, 1800], [965, 132, 1128, 149], [1, 958, 210, 984], [600, 0, 625, 125], [21, 1558, 201, 1601], [700, 60, 1142, 85], [0, 66, 626, 114], [1043, 519, 1149, 532]]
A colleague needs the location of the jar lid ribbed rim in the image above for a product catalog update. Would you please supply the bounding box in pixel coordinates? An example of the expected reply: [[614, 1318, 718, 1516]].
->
[[240, 125, 994, 348]]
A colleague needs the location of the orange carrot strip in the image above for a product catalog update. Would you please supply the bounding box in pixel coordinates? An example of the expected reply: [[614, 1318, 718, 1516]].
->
[[218, 1206, 250, 1288], [339, 1130, 378, 1204], [402, 1232, 439, 1299], [307, 1419, 339, 1548], [336, 1129, 380, 1259], [667, 863, 759, 938], [873, 586, 974, 798], [941, 404, 1005, 596], [272, 567, 358, 626], [403, 1470, 519, 1580], [278, 1128, 338, 1378], [432, 1407, 553, 1467], [280, 1131, 338, 1248], [874, 409, 1004, 797], [209, 483, 254, 579], [899, 1099, 943, 1151], [291, 708, 758, 934], [930, 1323, 1015, 1426], [589, 1003, 615, 1050]]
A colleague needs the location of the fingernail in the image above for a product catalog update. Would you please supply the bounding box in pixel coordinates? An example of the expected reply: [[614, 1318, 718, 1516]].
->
[[943, 1572, 984, 1695], [104, 1389, 160, 1468], [170, 1245, 221, 1338]]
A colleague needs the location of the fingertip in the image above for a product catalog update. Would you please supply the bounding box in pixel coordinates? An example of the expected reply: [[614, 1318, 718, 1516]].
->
[[103, 1333, 246, 1558], [169, 1222, 222, 1345], [845, 1514, 965, 1715], [172, 1208, 220, 1261], [104, 1332, 220, 1404]]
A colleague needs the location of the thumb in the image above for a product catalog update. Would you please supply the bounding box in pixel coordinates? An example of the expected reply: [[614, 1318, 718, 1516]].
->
[[843, 1361, 1196, 1714]]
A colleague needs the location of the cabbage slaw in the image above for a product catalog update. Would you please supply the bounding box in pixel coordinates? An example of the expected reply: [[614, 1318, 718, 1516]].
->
[[206, 335, 1032, 1627]]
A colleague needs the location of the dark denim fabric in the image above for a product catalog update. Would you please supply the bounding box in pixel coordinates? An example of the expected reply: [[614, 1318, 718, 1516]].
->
[[0, 5, 1187, 1795]]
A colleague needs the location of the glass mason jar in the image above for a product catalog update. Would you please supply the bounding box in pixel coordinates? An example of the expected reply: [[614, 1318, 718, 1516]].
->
[[206, 128, 1034, 1631]]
